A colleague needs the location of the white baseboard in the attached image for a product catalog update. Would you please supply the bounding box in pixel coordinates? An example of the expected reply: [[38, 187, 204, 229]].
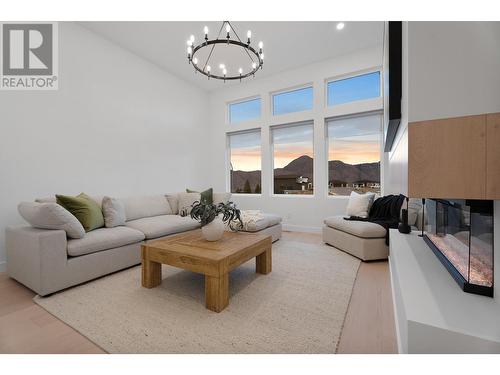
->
[[282, 224, 322, 234], [0, 261, 6, 273]]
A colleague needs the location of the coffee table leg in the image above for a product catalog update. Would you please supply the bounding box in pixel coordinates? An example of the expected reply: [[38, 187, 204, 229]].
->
[[256, 247, 272, 274], [205, 274, 229, 313], [142, 259, 162, 288]]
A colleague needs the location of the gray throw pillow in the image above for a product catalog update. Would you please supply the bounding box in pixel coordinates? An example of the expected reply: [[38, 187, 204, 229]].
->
[[18, 202, 85, 239], [102, 196, 126, 228]]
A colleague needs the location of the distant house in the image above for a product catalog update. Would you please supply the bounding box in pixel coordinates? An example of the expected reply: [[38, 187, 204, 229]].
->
[[274, 174, 312, 194]]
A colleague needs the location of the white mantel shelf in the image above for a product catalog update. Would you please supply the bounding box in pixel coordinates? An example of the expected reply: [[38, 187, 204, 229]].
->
[[389, 229, 500, 353]]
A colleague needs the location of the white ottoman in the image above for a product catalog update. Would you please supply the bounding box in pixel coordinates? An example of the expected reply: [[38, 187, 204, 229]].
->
[[238, 213, 282, 242], [322, 215, 388, 261]]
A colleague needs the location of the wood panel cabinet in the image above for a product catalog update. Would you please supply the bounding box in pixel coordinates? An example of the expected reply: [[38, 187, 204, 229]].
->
[[486, 113, 500, 199], [408, 113, 500, 200]]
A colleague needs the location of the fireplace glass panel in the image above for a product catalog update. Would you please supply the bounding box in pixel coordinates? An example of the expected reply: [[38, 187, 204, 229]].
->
[[424, 199, 493, 294]]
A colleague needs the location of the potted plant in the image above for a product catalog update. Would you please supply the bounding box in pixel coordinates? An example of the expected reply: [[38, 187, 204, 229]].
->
[[190, 201, 243, 241]]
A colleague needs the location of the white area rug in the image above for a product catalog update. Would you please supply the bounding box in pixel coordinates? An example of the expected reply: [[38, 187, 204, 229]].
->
[[34, 240, 360, 353]]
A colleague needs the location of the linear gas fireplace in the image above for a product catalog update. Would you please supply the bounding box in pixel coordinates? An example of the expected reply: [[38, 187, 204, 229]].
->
[[423, 199, 494, 297]]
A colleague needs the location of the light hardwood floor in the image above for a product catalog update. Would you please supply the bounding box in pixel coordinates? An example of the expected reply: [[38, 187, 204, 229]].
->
[[0, 231, 397, 354]]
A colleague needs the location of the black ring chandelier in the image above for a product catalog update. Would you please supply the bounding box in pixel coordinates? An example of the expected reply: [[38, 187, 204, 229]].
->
[[186, 21, 264, 82]]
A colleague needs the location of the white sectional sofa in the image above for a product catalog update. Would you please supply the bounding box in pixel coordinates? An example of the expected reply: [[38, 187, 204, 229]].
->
[[6, 193, 282, 296]]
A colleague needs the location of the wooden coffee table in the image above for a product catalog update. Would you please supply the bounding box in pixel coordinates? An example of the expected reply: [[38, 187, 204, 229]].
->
[[141, 229, 272, 312]]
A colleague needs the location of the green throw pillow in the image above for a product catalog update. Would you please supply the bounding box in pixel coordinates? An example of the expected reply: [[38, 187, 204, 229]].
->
[[56, 193, 104, 232], [186, 188, 213, 205]]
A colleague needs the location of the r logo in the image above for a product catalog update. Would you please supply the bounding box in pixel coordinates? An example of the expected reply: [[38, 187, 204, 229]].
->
[[2, 23, 53, 75]]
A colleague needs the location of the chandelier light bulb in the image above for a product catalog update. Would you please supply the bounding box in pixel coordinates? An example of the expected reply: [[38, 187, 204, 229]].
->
[[226, 24, 231, 33], [258, 41, 263, 49], [206, 65, 211, 72], [223, 68, 227, 75], [219, 63, 225, 70], [247, 30, 252, 38], [336, 22, 345, 30], [260, 53, 264, 60], [187, 46, 192, 54], [204, 26, 209, 35], [252, 62, 257, 69], [238, 67, 243, 74], [190, 35, 195, 43], [186, 40, 192, 46], [193, 57, 198, 65]]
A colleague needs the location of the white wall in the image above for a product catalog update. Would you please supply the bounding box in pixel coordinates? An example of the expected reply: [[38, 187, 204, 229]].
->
[[387, 21, 500, 300], [207, 47, 383, 231], [0, 22, 209, 271], [408, 22, 500, 122]]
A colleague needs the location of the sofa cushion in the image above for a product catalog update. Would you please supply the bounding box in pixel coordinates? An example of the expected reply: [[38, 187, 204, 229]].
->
[[18, 202, 85, 239], [67, 226, 145, 257], [121, 195, 172, 221], [213, 192, 231, 205], [126, 215, 201, 239], [242, 213, 282, 232], [177, 192, 201, 217], [324, 215, 386, 238], [165, 193, 179, 214]]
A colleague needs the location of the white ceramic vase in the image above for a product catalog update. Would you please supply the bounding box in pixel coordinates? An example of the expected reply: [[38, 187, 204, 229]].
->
[[201, 217, 225, 241]]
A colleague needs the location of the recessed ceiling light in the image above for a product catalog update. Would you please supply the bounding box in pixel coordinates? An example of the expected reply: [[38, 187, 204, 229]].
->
[[336, 22, 345, 30]]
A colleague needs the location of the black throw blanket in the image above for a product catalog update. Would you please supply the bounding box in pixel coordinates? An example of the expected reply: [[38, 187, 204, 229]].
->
[[344, 194, 405, 245]]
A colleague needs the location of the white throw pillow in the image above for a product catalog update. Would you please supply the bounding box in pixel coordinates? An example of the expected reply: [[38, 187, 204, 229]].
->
[[177, 192, 201, 217], [102, 196, 126, 228], [18, 202, 85, 239], [345, 191, 375, 218]]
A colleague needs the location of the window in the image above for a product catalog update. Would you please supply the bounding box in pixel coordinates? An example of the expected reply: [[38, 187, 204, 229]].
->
[[271, 122, 314, 195], [228, 131, 261, 194], [272, 86, 313, 116], [327, 113, 382, 196], [229, 97, 261, 124], [327, 71, 380, 107]]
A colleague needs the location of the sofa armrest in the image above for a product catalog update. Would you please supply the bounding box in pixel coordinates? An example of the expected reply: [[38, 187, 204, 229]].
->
[[5, 226, 67, 295]]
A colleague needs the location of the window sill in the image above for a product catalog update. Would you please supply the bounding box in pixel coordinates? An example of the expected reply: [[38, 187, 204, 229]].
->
[[230, 193, 262, 197], [271, 194, 315, 198]]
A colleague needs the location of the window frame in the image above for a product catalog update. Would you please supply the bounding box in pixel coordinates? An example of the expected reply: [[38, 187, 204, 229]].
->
[[270, 83, 314, 117], [324, 110, 384, 199], [325, 68, 382, 108], [226, 95, 262, 125], [226, 128, 263, 195], [270, 120, 315, 198]]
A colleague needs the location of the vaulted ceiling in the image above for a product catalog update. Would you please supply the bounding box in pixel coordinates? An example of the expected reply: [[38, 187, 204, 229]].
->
[[81, 21, 384, 91]]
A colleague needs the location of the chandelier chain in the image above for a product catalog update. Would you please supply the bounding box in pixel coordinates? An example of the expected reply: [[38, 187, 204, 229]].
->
[[202, 22, 225, 72], [227, 21, 255, 64]]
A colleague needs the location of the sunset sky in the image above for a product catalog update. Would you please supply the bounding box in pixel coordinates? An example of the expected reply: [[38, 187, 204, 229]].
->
[[230, 114, 381, 171]]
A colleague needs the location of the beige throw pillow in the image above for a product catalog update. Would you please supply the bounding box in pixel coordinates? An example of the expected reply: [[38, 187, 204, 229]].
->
[[165, 193, 179, 215], [102, 196, 126, 228], [18, 202, 85, 239], [213, 192, 232, 205], [177, 192, 201, 217], [345, 191, 375, 218]]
